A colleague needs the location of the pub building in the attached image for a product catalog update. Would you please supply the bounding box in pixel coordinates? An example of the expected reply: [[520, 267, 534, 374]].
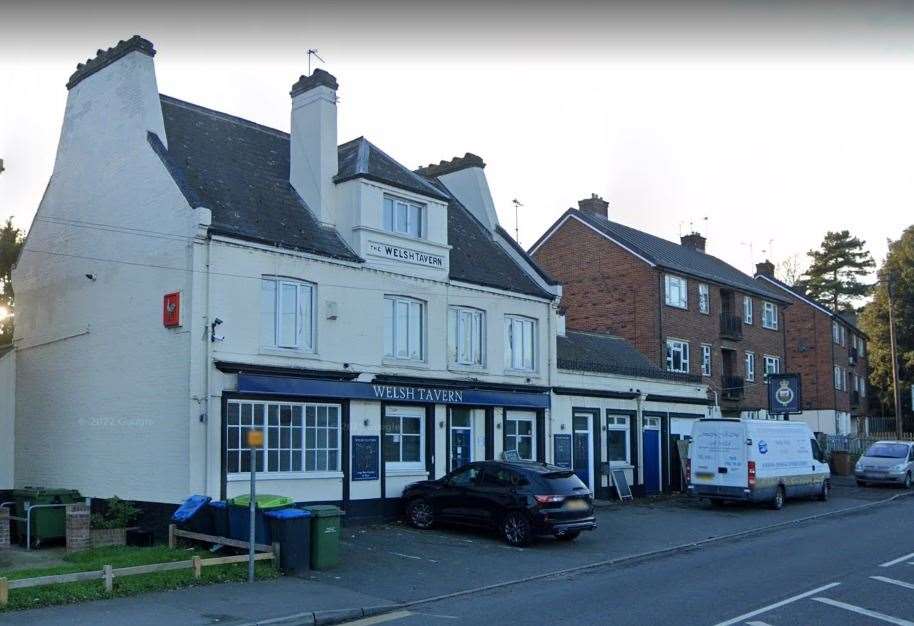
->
[[8, 38, 710, 523]]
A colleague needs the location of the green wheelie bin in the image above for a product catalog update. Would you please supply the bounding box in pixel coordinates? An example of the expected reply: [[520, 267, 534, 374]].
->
[[300, 505, 342, 569], [13, 487, 83, 547]]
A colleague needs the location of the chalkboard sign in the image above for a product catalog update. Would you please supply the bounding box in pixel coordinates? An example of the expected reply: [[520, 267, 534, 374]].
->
[[611, 467, 633, 502], [553, 434, 573, 469], [352, 436, 379, 481]]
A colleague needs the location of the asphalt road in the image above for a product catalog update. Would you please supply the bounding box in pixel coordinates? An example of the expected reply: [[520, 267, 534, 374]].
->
[[347, 496, 914, 626]]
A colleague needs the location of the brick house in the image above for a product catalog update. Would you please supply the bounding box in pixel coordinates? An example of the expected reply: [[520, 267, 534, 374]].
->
[[755, 263, 869, 435], [530, 195, 792, 418]]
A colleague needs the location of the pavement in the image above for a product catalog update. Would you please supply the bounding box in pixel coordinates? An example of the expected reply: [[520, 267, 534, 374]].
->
[[2, 477, 911, 625]]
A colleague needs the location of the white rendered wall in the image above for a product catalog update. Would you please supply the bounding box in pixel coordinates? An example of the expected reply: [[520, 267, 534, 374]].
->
[[0, 351, 14, 489]]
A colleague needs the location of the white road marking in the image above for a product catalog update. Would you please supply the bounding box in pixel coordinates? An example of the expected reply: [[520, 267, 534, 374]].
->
[[881, 551, 914, 567], [812, 597, 914, 626], [713, 582, 841, 626], [872, 575, 914, 591], [390, 552, 423, 560], [340, 610, 413, 625], [745, 622, 774, 625]]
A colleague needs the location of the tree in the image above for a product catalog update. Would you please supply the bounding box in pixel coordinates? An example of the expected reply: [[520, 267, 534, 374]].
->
[[0, 217, 24, 345], [860, 226, 914, 417], [800, 230, 875, 312], [775, 255, 802, 286]]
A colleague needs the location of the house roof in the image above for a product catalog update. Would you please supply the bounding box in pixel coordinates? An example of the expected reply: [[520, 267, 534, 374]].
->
[[755, 274, 866, 336], [154, 95, 552, 299], [557, 330, 699, 382], [532, 209, 790, 303]]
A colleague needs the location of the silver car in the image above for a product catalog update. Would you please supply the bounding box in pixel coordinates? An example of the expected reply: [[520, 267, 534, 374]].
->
[[855, 441, 914, 489]]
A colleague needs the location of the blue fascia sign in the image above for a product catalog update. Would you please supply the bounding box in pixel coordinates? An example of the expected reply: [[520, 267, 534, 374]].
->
[[237, 373, 550, 409], [767, 373, 802, 415]]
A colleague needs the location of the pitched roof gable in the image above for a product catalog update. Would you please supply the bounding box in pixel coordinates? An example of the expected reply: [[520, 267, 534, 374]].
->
[[336, 137, 449, 201], [755, 274, 865, 335]]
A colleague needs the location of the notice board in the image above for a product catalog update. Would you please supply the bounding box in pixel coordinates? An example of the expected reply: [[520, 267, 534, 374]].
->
[[352, 436, 379, 481], [611, 468, 633, 502], [553, 434, 573, 469]]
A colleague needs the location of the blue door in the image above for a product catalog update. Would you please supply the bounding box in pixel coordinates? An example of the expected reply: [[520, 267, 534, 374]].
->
[[643, 427, 661, 495]]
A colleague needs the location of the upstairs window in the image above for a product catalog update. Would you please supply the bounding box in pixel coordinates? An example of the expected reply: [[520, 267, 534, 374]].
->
[[664, 275, 688, 309], [384, 296, 425, 361], [764, 355, 780, 381], [743, 296, 753, 324], [701, 344, 712, 377], [666, 339, 689, 373], [261, 278, 315, 351], [858, 338, 865, 357], [698, 284, 710, 314], [383, 195, 424, 239], [505, 315, 536, 371], [762, 301, 778, 330], [745, 352, 756, 382], [449, 306, 485, 367], [833, 321, 841, 344]]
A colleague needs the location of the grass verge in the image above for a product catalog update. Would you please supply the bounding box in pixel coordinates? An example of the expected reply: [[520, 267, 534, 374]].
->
[[1, 545, 279, 612]]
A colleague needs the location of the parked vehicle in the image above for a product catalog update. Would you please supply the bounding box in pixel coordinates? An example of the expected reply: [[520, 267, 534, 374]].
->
[[855, 441, 914, 488], [402, 461, 596, 546], [687, 418, 831, 509]]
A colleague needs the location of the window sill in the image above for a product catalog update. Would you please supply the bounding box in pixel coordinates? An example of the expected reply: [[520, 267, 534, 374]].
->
[[227, 471, 343, 482], [448, 364, 488, 375], [503, 369, 540, 379], [385, 467, 429, 477], [762, 325, 779, 331], [664, 302, 689, 311], [382, 359, 429, 370]]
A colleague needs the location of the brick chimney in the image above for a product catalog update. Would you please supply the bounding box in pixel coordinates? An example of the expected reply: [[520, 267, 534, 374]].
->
[[680, 232, 706, 253], [578, 194, 608, 218], [756, 259, 775, 277], [290, 69, 339, 225]]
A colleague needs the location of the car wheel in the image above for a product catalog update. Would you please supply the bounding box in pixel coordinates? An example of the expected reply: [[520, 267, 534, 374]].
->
[[905, 473, 912, 490], [818, 480, 830, 502], [856, 480, 867, 488], [770, 486, 785, 510], [406, 499, 435, 530], [502, 512, 532, 547], [556, 531, 581, 542]]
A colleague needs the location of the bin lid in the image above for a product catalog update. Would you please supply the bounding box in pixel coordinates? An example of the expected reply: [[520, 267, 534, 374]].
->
[[171, 494, 211, 523], [264, 508, 311, 520], [208, 500, 229, 509], [301, 504, 341, 518], [229, 494, 295, 509]]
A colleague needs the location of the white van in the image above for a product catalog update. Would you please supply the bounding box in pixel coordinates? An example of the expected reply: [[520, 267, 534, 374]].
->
[[687, 419, 831, 509]]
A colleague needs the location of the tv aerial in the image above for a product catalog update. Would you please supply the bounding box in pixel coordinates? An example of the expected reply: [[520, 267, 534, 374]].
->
[[307, 49, 325, 75]]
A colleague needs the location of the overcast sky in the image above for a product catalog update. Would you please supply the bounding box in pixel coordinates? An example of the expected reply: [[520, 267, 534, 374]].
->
[[2, 1, 913, 278]]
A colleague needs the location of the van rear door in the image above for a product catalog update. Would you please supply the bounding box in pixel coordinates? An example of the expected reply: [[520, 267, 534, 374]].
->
[[690, 420, 748, 489]]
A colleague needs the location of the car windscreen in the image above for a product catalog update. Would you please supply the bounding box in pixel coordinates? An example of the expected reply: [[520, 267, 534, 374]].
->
[[539, 471, 588, 494], [865, 443, 909, 459]]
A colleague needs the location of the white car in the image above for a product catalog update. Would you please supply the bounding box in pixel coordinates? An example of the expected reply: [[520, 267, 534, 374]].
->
[[855, 441, 914, 489], [687, 418, 831, 509]]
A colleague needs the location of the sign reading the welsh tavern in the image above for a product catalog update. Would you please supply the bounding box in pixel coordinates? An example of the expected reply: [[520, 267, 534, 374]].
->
[[368, 240, 445, 268]]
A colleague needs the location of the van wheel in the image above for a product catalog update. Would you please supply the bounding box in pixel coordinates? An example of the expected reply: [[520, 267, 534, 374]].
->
[[818, 480, 830, 501], [406, 499, 435, 530], [502, 512, 532, 547], [770, 486, 785, 510]]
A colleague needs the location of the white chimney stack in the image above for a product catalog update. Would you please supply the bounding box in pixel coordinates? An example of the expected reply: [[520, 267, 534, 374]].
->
[[289, 69, 338, 225]]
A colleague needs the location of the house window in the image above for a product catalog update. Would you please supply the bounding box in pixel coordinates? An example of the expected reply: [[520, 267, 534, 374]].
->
[[833, 321, 841, 344], [698, 284, 710, 314], [225, 400, 340, 476], [834, 365, 841, 390], [383, 406, 424, 471], [764, 355, 780, 381], [745, 352, 756, 382], [858, 338, 865, 357], [666, 339, 689, 373], [743, 296, 753, 324], [762, 302, 778, 330], [606, 415, 631, 464], [261, 278, 315, 351], [664, 275, 688, 309], [505, 315, 536, 371], [448, 306, 485, 367], [701, 344, 712, 377], [858, 375, 866, 397], [384, 296, 425, 361], [505, 412, 536, 461], [383, 194, 424, 239]]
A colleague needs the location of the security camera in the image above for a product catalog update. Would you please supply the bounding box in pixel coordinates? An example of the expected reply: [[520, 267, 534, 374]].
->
[[213, 318, 223, 326]]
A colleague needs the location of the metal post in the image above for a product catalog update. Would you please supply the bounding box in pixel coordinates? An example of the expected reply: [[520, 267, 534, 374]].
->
[[887, 280, 904, 439], [248, 444, 256, 583]]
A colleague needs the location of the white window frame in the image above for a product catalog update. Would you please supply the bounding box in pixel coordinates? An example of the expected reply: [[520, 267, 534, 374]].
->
[[743, 296, 753, 325], [504, 315, 536, 372], [664, 275, 688, 309], [745, 351, 756, 382], [834, 365, 841, 390], [384, 295, 425, 362], [383, 406, 425, 472], [833, 321, 841, 344], [666, 339, 690, 373], [382, 194, 425, 239], [701, 344, 712, 377], [858, 338, 865, 357], [605, 414, 631, 465], [448, 306, 486, 368], [764, 355, 780, 382], [225, 400, 341, 480], [698, 283, 710, 315], [261, 277, 316, 352], [762, 301, 778, 330], [505, 411, 537, 461]]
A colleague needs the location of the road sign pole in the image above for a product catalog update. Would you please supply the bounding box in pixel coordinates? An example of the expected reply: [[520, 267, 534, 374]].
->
[[248, 443, 256, 583]]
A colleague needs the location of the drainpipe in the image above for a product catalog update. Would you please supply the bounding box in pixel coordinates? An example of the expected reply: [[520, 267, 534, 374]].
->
[[636, 391, 647, 485]]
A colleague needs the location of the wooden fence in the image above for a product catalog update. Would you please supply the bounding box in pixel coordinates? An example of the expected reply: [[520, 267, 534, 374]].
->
[[0, 528, 278, 606]]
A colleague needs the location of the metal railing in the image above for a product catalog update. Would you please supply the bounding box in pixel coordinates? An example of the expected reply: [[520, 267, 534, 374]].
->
[[0, 501, 71, 550], [720, 375, 745, 400], [720, 313, 743, 340]]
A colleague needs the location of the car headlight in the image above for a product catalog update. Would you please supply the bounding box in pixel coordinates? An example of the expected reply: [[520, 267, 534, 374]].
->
[[892, 464, 908, 473]]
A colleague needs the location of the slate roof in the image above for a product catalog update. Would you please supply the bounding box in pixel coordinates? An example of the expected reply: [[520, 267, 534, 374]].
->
[[557, 330, 698, 382], [153, 95, 552, 298], [536, 209, 789, 303]]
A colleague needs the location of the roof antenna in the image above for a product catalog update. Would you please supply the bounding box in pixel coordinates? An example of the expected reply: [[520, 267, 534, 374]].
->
[[307, 49, 325, 75], [512, 198, 524, 244]]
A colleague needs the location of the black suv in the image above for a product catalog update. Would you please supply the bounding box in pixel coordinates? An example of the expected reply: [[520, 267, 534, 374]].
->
[[402, 461, 596, 546]]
